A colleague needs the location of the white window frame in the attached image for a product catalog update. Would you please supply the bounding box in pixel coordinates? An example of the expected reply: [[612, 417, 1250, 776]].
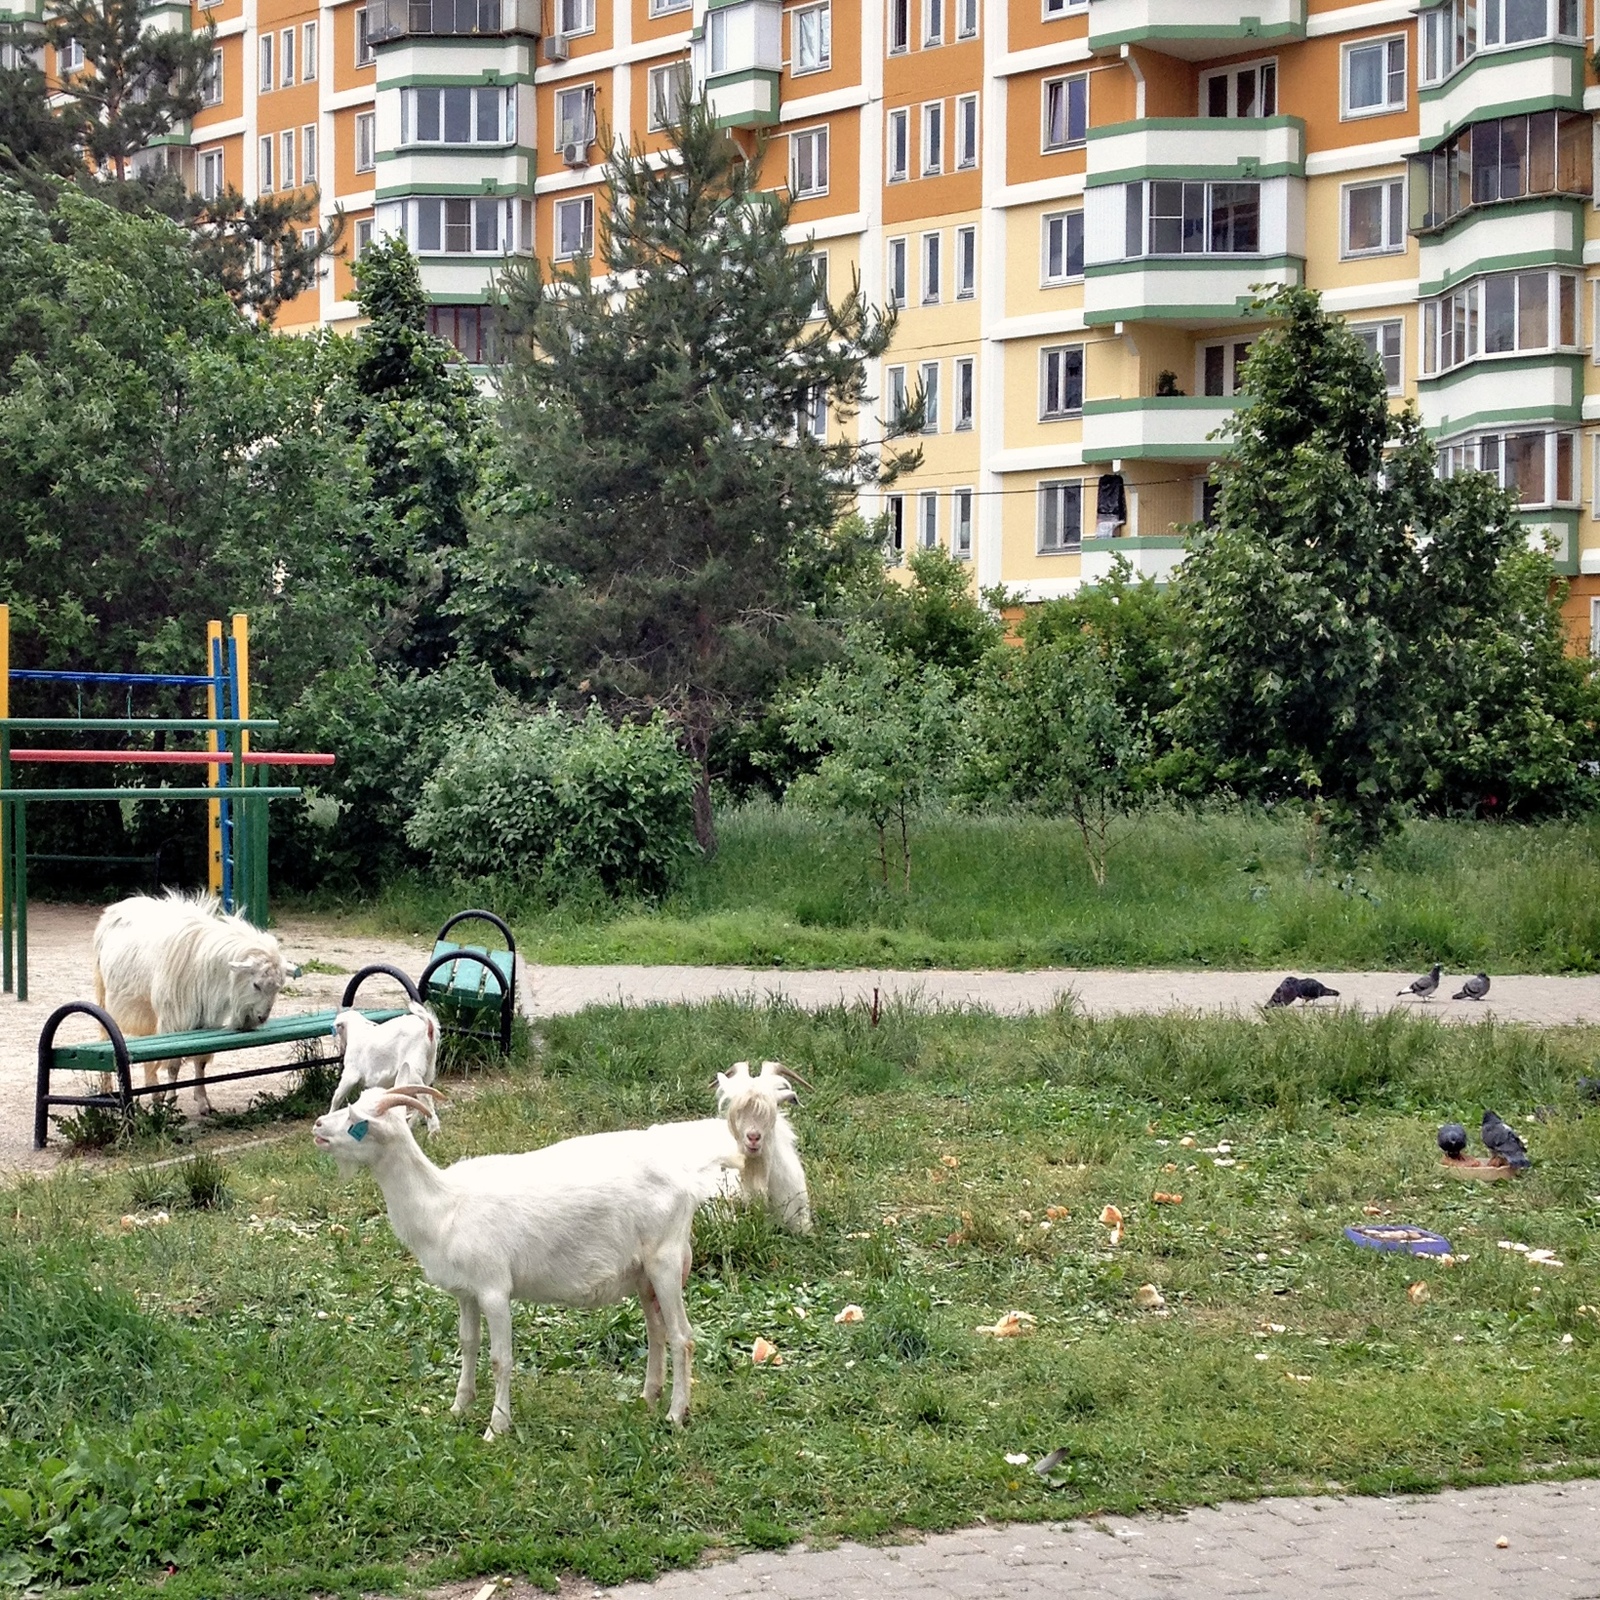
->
[[301, 227, 319, 252], [886, 365, 908, 427], [955, 0, 977, 39], [1043, 0, 1088, 13], [789, 125, 829, 198], [955, 93, 978, 169], [558, 0, 596, 36], [60, 36, 84, 72], [1042, 209, 1084, 284], [405, 86, 515, 146], [1439, 428, 1579, 508], [355, 110, 376, 173], [197, 145, 224, 200], [1342, 176, 1406, 258], [650, 0, 691, 14], [554, 194, 595, 259], [647, 62, 689, 131], [556, 84, 596, 148], [888, 0, 909, 53], [1591, 592, 1600, 658], [920, 360, 940, 432], [1198, 338, 1254, 397], [922, 231, 941, 304], [888, 236, 907, 307], [1426, 270, 1582, 377], [887, 107, 909, 182], [798, 384, 827, 440], [918, 490, 939, 549], [201, 47, 223, 106], [1351, 318, 1403, 393], [1037, 478, 1083, 554], [885, 493, 906, 562], [954, 356, 974, 430], [1343, 34, 1407, 119], [281, 127, 295, 188], [922, 101, 943, 176], [955, 225, 976, 299], [258, 133, 274, 191], [802, 250, 828, 318], [302, 124, 318, 182], [1042, 73, 1088, 151], [355, 8, 374, 67], [259, 32, 273, 92], [1199, 58, 1277, 119], [303, 21, 318, 79], [280, 27, 295, 86], [1040, 344, 1084, 419], [924, 0, 942, 46], [354, 217, 375, 257], [792, 1, 830, 74], [952, 487, 973, 559]]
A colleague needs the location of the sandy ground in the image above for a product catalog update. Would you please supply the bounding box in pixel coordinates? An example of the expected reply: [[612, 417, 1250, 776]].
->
[[7, 901, 1600, 1176]]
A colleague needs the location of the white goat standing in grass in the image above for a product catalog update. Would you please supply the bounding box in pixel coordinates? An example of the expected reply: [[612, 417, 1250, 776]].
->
[[328, 1002, 440, 1112], [312, 1086, 734, 1436], [650, 1060, 813, 1234]]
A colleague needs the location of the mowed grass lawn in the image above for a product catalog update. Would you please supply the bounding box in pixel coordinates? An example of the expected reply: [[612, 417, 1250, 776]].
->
[[322, 804, 1600, 973], [4, 1003, 1599, 1597]]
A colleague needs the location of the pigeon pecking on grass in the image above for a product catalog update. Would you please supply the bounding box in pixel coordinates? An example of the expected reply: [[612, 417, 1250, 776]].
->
[[1437, 1122, 1468, 1158], [1481, 1109, 1531, 1169], [1267, 976, 1341, 1007], [1452, 973, 1491, 1001], [1398, 964, 1442, 1000]]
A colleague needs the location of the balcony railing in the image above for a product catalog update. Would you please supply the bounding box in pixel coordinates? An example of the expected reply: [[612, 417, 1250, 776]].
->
[[367, 0, 538, 43]]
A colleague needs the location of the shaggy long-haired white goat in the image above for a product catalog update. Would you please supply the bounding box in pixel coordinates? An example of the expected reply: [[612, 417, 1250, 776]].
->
[[92, 891, 288, 1115], [649, 1060, 813, 1233], [313, 1087, 735, 1436]]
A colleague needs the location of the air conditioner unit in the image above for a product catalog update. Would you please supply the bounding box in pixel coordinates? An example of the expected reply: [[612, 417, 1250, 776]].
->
[[543, 31, 568, 60], [561, 140, 588, 167]]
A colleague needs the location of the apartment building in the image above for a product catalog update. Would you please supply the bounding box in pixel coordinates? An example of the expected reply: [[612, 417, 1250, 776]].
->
[[16, 0, 1600, 644]]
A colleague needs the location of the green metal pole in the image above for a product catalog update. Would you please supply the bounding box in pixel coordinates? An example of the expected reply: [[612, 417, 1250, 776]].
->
[[1, 722, 11, 996], [229, 720, 246, 918], [14, 800, 25, 1003]]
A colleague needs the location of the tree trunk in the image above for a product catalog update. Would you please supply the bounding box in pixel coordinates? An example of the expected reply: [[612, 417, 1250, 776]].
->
[[692, 761, 717, 856], [898, 800, 912, 893]]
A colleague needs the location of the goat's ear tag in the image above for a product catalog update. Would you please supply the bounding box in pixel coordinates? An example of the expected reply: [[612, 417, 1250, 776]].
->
[[349, 1120, 369, 1141]]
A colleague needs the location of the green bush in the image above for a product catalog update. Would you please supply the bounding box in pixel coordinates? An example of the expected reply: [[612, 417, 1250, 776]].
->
[[407, 707, 698, 895]]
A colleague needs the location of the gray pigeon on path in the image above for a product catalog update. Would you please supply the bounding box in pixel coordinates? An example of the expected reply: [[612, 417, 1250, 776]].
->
[[1267, 976, 1340, 1007], [1399, 964, 1442, 1000], [1453, 973, 1490, 1001], [1437, 1122, 1468, 1158], [1481, 1109, 1530, 1169]]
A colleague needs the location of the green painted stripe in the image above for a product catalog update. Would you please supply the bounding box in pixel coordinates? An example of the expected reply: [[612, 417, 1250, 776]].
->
[[1418, 352, 1585, 390], [1089, 21, 1305, 50], [1426, 404, 1584, 435], [1083, 397, 1241, 414], [1413, 192, 1585, 253], [1088, 161, 1302, 188], [1419, 38, 1583, 99], [1083, 442, 1226, 461], [375, 179, 533, 196], [1089, 115, 1304, 139], [1084, 253, 1302, 277], [1418, 242, 1584, 297], [377, 68, 535, 85], [1081, 534, 1189, 550]]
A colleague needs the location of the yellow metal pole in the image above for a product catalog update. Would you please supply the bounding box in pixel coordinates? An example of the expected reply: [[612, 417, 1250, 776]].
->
[[206, 619, 223, 898], [1, 602, 9, 986], [231, 614, 249, 753]]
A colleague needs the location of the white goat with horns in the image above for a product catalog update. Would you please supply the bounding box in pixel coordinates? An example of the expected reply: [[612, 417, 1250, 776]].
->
[[650, 1060, 814, 1234], [312, 1086, 735, 1436], [328, 1001, 440, 1113]]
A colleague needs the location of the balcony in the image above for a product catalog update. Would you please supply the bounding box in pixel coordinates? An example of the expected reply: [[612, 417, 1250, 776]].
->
[[1420, 42, 1584, 146], [366, 0, 538, 44], [1081, 533, 1189, 585], [1087, 0, 1306, 59], [691, 0, 782, 129], [1418, 353, 1584, 438], [1087, 115, 1305, 189], [1081, 395, 1241, 463], [1415, 195, 1584, 296]]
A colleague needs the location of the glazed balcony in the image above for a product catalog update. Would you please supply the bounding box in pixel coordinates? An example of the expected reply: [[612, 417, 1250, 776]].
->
[[1087, 0, 1306, 59], [691, 0, 782, 128], [1420, 41, 1584, 145], [366, 0, 539, 45]]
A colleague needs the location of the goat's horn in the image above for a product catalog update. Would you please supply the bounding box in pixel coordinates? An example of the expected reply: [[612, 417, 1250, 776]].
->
[[372, 1091, 437, 1118], [773, 1064, 816, 1092], [407, 1084, 450, 1103]]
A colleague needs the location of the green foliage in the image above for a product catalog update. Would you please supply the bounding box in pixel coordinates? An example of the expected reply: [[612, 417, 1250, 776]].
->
[[858, 547, 1004, 680], [461, 100, 916, 847], [782, 628, 962, 889], [407, 707, 699, 896], [1171, 285, 1595, 852]]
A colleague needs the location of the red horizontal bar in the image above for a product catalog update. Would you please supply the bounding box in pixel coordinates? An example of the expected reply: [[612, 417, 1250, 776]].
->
[[9, 750, 336, 767]]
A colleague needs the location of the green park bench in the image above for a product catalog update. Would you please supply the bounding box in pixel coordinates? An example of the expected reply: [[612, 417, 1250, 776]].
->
[[34, 963, 421, 1148], [420, 910, 517, 1057]]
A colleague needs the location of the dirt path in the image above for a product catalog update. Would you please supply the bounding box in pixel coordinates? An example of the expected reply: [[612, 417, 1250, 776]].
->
[[7, 902, 1600, 1175]]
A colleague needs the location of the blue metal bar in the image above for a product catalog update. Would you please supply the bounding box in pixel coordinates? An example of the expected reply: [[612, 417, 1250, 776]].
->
[[9, 670, 215, 686], [214, 634, 234, 912]]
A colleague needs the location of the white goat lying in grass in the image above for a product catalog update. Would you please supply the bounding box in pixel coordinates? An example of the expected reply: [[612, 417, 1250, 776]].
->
[[312, 1086, 734, 1436], [328, 1002, 440, 1113], [650, 1060, 813, 1234]]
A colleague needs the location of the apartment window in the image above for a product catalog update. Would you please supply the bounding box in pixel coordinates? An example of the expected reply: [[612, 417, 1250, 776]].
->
[[648, 62, 689, 131], [1043, 0, 1088, 12], [888, 0, 909, 53], [59, 36, 83, 72], [559, 0, 596, 34], [1344, 36, 1406, 117], [952, 488, 973, 558], [1043, 74, 1087, 151], [794, 2, 830, 73], [801, 250, 828, 317], [303, 21, 317, 79], [1423, 270, 1581, 375], [651, 0, 691, 14], [281, 128, 295, 188], [921, 232, 941, 303], [790, 126, 828, 197], [197, 146, 224, 200], [301, 227, 319, 253], [259, 32, 273, 92], [1343, 177, 1405, 256], [405, 87, 512, 144], [555, 194, 594, 259], [1351, 319, 1403, 391], [798, 384, 827, 440], [354, 111, 376, 172], [1592, 592, 1600, 657], [1439, 429, 1577, 507], [1201, 59, 1276, 119], [920, 360, 940, 431], [429, 305, 497, 365], [1043, 210, 1084, 282], [708, 7, 730, 69], [1200, 339, 1253, 396], [355, 8, 374, 66], [1041, 344, 1084, 418], [1429, 0, 1583, 71], [918, 490, 939, 549], [1410, 112, 1591, 230], [1131, 180, 1260, 256], [921, 102, 943, 175], [955, 93, 977, 169], [302, 124, 317, 181], [201, 48, 222, 106], [887, 107, 909, 182], [956, 225, 975, 298], [924, 0, 942, 46], [956, 0, 977, 39], [886, 364, 908, 425], [888, 236, 907, 307], [954, 356, 974, 430], [885, 494, 906, 562], [556, 86, 596, 147], [412, 196, 509, 254], [258, 134, 273, 191], [1038, 480, 1083, 553], [280, 28, 295, 86], [354, 217, 375, 256]]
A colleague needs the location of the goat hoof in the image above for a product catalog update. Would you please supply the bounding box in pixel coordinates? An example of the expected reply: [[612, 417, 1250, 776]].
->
[[482, 1424, 497, 1442]]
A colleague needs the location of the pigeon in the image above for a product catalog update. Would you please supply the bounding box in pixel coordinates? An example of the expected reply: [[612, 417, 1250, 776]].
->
[[1399, 964, 1442, 1000], [1266, 976, 1341, 1007], [1453, 973, 1490, 1001], [1437, 1122, 1468, 1158], [1579, 1077, 1600, 1103], [1481, 1109, 1530, 1169]]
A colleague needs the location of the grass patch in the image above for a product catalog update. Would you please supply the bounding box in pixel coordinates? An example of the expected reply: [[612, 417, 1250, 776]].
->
[[2, 1002, 1597, 1596], [286, 803, 1600, 973]]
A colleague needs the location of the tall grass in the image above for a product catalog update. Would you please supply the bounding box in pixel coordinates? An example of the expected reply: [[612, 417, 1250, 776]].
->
[[296, 803, 1600, 973]]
